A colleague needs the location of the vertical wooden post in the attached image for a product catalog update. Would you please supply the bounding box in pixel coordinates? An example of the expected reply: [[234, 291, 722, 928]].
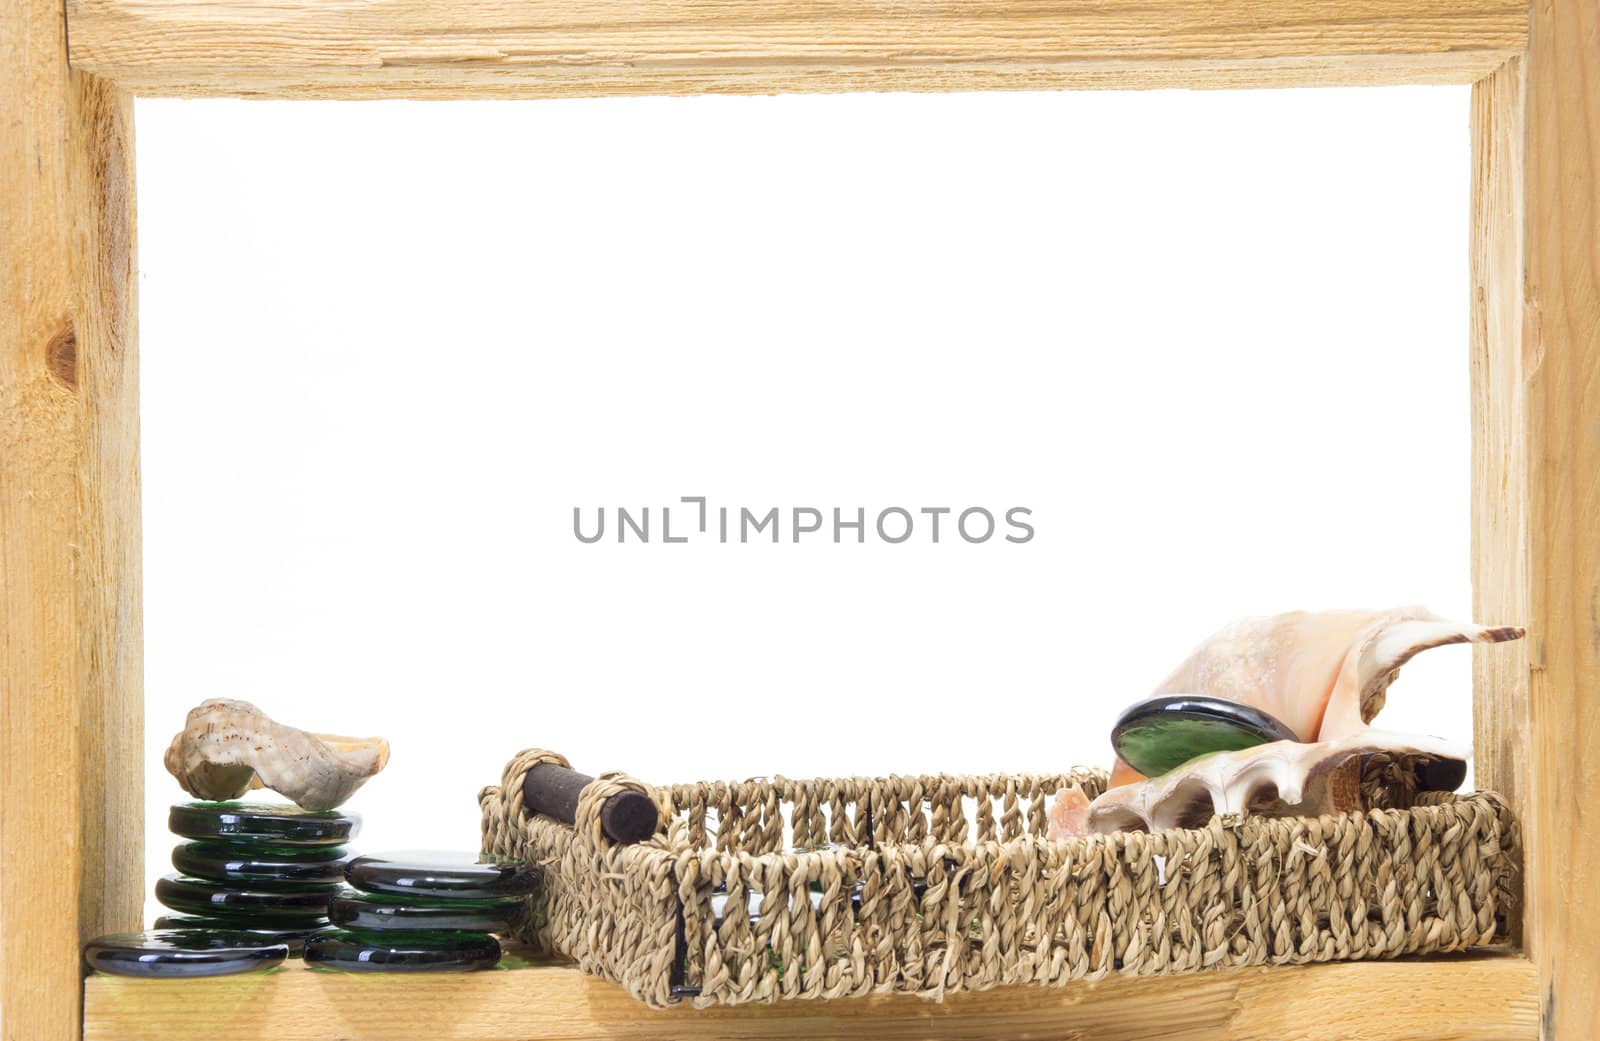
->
[[0, 0, 143, 1035], [1469, 56, 1529, 941], [1471, 5, 1599, 1040]]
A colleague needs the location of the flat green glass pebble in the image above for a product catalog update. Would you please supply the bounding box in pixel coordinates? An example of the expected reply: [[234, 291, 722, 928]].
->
[[152, 914, 334, 954], [172, 842, 349, 886], [345, 851, 537, 900], [303, 930, 501, 973], [1111, 694, 1299, 777], [84, 929, 287, 978], [156, 874, 334, 919], [169, 802, 360, 846], [329, 890, 522, 933]]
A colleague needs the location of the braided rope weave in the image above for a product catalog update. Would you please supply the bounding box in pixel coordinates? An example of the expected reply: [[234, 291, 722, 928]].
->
[[480, 752, 1517, 1008]]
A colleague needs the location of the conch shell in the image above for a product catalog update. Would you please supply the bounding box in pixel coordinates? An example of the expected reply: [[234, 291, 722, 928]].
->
[[164, 699, 389, 811], [1062, 731, 1468, 835], [1054, 608, 1524, 837]]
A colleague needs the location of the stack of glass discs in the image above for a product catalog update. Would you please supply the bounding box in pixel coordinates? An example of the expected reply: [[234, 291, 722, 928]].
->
[[308, 851, 535, 972], [155, 802, 358, 953]]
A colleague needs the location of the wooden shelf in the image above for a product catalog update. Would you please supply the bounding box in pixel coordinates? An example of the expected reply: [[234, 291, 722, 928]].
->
[[83, 950, 1538, 1041]]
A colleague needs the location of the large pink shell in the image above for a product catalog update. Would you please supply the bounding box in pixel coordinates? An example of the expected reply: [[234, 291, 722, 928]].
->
[[1064, 607, 1525, 838], [1149, 606, 1523, 744]]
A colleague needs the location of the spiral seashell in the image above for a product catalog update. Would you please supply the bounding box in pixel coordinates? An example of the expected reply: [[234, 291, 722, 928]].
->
[[1056, 607, 1525, 837]]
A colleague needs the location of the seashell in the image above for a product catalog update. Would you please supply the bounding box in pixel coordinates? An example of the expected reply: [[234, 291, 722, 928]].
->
[[164, 699, 389, 811], [1149, 606, 1522, 743], [1061, 730, 1467, 836], [1057, 607, 1525, 837], [1048, 783, 1091, 838], [1110, 607, 1524, 787]]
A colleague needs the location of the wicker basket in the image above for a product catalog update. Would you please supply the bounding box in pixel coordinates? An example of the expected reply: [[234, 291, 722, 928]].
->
[[479, 748, 1517, 1008]]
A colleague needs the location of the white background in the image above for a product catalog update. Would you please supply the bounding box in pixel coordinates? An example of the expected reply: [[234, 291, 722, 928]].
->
[[136, 87, 1480, 920]]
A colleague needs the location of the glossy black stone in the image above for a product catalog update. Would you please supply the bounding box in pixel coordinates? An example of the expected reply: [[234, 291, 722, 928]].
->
[[344, 852, 537, 900], [303, 930, 502, 972], [328, 890, 523, 933], [155, 874, 334, 919], [1110, 694, 1300, 777], [152, 914, 334, 954], [1415, 755, 1469, 792], [169, 802, 360, 846], [172, 842, 349, 886], [83, 929, 287, 978]]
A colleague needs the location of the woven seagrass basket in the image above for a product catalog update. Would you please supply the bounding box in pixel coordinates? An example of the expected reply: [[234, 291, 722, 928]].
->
[[479, 748, 1517, 1008]]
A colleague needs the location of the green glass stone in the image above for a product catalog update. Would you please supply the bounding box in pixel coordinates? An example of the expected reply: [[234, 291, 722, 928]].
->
[[328, 890, 522, 933], [345, 851, 537, 900], [1111, 695, 1299, 777], [152, 914, 334, 954], [303, 930, 502, 973], [156, 874, 334, 919], [172, 842, 349, 886], [169, 802, 360, 846], [84, 929, 287, 978]]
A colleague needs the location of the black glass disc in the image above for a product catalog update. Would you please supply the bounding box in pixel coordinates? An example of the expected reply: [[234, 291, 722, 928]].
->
[[156, 874, 334, 919], [169, 802, 360, 846], [303, 930, 502, 972], [344, 852, 537, 900], [1415, 755, 1469, 792], [172, 842, 349, 886], [1110, 694, 1299, 777], [152, 914, 333, 954], [328, 890, 522, 933], [83, 929, 287, 978]]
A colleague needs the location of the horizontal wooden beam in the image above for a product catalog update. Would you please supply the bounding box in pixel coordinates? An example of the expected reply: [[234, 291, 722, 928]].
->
[[67, 0, 1527, 99], [84, 952, 1538, 1041]]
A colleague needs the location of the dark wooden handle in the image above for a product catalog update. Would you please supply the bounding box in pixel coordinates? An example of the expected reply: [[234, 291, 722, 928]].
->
[[522, 762, 659, 845]]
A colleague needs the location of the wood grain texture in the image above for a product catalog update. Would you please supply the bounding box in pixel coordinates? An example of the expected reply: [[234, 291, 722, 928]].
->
[[83, 953, 1539, 1041], [0, 0, 143, 1037], [1470, 3, 1600, 1038], [1470, 57, 1529, 947], [65, 0, 1527, 99]]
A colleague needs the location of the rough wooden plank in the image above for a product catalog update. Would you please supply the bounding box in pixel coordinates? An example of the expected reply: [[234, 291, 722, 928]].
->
[[1470, 57, 1529, 947], [1469, 4, 1600, 1039], [0, 0, 143, 1036], [66, 0, 1527, 99], [83, 954, 1539, 1041]]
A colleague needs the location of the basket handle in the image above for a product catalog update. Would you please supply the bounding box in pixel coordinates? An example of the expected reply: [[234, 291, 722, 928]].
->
[[568, 769, 659, 847], [511, 749, 659, 846]]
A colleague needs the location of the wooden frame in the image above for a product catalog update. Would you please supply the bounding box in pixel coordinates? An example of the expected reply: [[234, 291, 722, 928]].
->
[[1, 0, 1593, 1038]]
